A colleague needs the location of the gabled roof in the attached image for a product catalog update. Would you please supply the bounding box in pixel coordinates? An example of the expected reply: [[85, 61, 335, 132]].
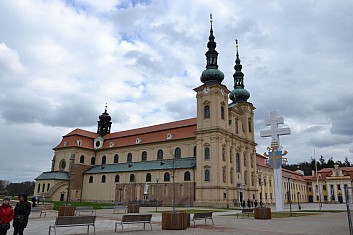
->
[[35, 171, 69, 180], [84, 157, 196, 174]]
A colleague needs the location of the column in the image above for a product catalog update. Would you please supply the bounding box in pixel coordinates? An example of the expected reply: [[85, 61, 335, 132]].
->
[[313, 182, 317, 202], [342, 183, 346, 203], [267, 177, 271, 203], [334, 183, 338, 202], [327, 184, 331, 202], [272, 175, 275, 203], [319, 184, 324, 202]]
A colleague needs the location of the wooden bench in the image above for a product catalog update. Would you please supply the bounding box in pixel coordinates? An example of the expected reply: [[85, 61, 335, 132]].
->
[[31, 207, 46, 218], [236, 208, 254, 218], [76, 206, 96, 216], [115, 214, 152, 232], [113, 204, 128, 214], [48, 216, 96, 235], [191, 212, 214, 226]]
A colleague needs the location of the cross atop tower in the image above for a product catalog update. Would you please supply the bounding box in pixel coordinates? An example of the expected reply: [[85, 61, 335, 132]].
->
[[260, 111, 290, 146]]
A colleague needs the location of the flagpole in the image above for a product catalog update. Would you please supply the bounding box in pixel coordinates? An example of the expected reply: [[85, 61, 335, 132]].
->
[[314, 149, 321, 210]]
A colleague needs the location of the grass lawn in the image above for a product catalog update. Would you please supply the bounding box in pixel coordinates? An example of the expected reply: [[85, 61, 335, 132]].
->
[[50, 201, 115, 210]]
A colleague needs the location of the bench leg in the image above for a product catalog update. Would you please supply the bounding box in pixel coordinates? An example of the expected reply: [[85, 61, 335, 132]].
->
[[211, 218, 214, 225], [144, 222, 146, 230], [150, 222, 152, 231]]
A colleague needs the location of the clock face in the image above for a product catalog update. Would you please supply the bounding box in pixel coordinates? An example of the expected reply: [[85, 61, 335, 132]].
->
[[203, 87, 210, 94]]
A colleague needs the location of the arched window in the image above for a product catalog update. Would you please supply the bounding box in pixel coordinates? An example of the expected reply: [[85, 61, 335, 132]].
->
[[42, 183, 45, 192], [205, 169, 210, 181], [236, 153, 240, 172], [80, 155, 85, 163], [127, 153, 132, 162], [91, 157, 96, 165], [102, 155, 106, 164], [115, 174, 120, 183], [114, 154, 119, 163], [146, 173, 151, 182], [204, 105, 210, 118], [37, 184, 40, 193], [101, 175, 106, 183], [184, 171, 191, 181], [175, 147, 181, 158], [204, 146, 210, 160], [89, 176, 93, 183], [164, 172, 170, 181], [47, 183, 50, 191], [221, 106, 225, 119], [157, 149, 163, 160], [142, 151, 147, 161], [130, 174, 135, 182], [193, 146, 196, 157], [248, 120, 252, 132]]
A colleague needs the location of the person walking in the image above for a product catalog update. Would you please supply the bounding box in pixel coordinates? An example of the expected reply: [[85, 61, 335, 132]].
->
[[13, 194, 31, 235], [0, 197, 14, 235]]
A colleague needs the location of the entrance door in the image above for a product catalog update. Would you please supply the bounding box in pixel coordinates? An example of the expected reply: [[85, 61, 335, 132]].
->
[[60, 193, 64, 201], [338, 194, 343, 203], [309, 195, 313, 202], [240, 192, 243, 202]]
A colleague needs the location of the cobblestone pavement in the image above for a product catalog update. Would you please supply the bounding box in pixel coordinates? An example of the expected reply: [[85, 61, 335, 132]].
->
[[6, 203, 349, 235]]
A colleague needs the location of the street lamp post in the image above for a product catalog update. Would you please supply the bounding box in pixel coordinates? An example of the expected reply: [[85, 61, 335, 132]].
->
[[155, 177, 159, 212], [287, 174, 292, 216], [297, 192, 301, 210]]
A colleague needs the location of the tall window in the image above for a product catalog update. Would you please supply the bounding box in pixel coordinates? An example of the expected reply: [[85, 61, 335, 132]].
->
[[115, 174, 120, 182], [222, 146, 226, 161], [204, 105, 210, 118], [102, 155, 106, 164], [244, 171, 247, 185], [146, 173, 151, 182], [80, 155, 85, 163], [205, 169, 210, 181], [230, 168, 234, 184], [193, 146, 197, 157], [127, 153, 132, 162], [221, 106, 225, 119], [114, 154, 119, 163], [89, 176, 93, 183], [230, 149, 233, 163], [222, 167, 226, 183], [130, 174, 135, 182], [184, 171, 191, 181], [175, 147, 181, 158], [157, 149, 163, 159], [101, 175, 106, 183], [164, 172, 170, 181], [204, 146, 210, 160], [251, 172, 255, 186], [42, 183, 45, 192], [236, 153, 241, 172], [244, 153, 247, 166], [37, 184, 40, 193], [142, 151, 147, 161], [250, 154, 254, 168], [47, 183, 50, 191], [248, 119, 252, 132], [91, 157, 95, 165]]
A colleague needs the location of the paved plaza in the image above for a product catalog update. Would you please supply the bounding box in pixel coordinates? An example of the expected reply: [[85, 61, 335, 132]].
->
[[5, 203, 349, 235]]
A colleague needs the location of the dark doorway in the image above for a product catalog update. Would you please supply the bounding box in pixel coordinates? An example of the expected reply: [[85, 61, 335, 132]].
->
[[240, 192, 243, 202], [338, 194, 343, 203], [309, 195, 313, 202], [60, 194, 65, 202]]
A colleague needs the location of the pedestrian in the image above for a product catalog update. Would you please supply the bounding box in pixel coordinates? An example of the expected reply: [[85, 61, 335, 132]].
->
[[31, 197, 36, 207], [254, 199, 258, 207], [247, 199, 251, 208], [0, 197, 14, 235], [13, 194, 31, 235], [251, 200, 254, 207], [259, 200, 263, 207], [242, 200, 245, 208]]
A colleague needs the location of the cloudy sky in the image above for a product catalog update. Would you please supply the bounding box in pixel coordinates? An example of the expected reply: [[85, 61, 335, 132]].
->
[[1, 0, 352, 182]]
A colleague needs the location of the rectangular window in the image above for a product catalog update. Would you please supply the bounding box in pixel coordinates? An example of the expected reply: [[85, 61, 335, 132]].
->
[[338, 185, 341, 190]]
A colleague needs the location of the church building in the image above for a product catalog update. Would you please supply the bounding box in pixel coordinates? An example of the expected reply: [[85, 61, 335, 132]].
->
[[34, 20, 258, 208]]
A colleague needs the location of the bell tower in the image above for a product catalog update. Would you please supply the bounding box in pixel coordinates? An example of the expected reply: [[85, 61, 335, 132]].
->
[[194, 15, 231, 207], [97, 104, 112, 136]]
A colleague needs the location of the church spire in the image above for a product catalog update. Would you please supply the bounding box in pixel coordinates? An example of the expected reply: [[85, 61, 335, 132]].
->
[[97, 104, 112, 136], [200, 14, 224, 84], [230, 39, 250, 104]]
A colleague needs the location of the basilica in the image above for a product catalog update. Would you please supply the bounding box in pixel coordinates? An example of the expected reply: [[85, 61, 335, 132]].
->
[[34, 20, 351, 208]]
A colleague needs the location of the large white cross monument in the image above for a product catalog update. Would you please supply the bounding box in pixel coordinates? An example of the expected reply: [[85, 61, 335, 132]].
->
[[260, 111, 290, 212]]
